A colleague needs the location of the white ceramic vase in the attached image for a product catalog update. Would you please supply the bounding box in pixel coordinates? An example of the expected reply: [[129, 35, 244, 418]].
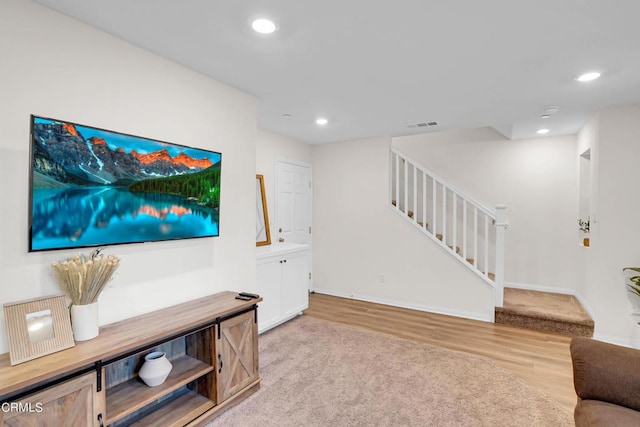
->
[[139, 351, 173, 387], [70, 302, 99, 341]]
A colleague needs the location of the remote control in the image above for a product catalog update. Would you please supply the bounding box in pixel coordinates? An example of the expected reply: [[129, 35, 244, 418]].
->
[[235, 295, 252, 301], [239, 292, 260, 299]]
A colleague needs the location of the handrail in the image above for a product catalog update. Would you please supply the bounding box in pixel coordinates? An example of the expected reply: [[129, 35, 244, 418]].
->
[[390, 147, 495, 220]]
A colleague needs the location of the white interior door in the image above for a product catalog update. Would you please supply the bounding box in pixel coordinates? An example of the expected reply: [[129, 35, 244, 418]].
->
[[276, 160, 311, 245]]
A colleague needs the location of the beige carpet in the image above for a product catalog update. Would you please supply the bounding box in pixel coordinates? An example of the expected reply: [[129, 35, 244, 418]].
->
[[495, 288, 594, 337], [208, 316, 572, 427]]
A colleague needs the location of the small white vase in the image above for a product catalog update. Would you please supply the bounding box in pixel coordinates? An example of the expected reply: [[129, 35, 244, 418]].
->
[[139, 351, 173, 387], [70, 302, 99, 341]]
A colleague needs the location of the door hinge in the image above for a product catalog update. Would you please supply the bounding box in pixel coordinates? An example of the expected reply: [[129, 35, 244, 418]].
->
[[309, 226, 312, 234]]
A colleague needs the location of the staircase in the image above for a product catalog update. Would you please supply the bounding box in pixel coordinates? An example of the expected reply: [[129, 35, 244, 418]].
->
[[389, 148, 594, 336], [389, 148, 507, 309]]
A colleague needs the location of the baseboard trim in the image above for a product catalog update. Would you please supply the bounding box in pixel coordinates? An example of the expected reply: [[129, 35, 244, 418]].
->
[[312, 288, 493, 323], [504, 281, 575, 295], [593, 332, 632, 348]]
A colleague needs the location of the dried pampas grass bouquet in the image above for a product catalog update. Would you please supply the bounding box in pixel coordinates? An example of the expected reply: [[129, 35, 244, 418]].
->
[[51, 249, 120, 305]]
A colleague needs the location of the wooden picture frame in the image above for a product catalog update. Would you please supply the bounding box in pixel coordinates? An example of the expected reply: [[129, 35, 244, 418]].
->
[[256, 174, 271, 246], [3, 294, 74, 365]]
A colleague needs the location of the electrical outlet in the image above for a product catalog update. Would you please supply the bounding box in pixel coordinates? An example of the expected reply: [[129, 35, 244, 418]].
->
[[379, 274, 385, 283]]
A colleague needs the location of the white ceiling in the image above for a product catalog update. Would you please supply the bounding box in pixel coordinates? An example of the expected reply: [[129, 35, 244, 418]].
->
[[36, 0, 640, 144]]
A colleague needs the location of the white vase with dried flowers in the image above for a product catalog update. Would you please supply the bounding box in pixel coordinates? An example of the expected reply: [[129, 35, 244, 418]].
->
[[51, 249, 120, 341]]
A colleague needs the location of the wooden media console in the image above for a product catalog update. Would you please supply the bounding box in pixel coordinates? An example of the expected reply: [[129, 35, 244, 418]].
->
[[0, 291, 261, 426]]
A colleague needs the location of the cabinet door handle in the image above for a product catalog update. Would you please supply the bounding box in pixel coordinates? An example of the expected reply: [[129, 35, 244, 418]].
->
[[98, 413, 104, 427], [218, 354, 223, 373]]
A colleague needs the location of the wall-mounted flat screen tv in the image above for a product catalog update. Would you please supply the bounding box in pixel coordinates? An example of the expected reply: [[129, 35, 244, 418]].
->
[[29, 115, 221, 252]]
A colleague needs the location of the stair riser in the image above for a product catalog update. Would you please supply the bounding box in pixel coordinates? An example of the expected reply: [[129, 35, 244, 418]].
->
[[494, 311, 594, 338]]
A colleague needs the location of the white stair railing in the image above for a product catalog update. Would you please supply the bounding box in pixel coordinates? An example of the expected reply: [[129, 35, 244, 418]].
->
[[389, 147, 507, 308]]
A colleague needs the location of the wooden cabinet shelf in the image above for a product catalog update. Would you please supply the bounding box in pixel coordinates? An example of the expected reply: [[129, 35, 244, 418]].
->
[[106, 355, 214, 425], [129, 390, 215, 427]]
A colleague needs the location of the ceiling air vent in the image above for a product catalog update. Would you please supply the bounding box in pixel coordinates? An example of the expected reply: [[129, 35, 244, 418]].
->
[[407, 121, 438, 128]]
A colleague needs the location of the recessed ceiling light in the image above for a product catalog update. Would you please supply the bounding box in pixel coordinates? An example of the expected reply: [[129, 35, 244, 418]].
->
[[251, 18, 277, 34], [576, 72, 601, 82], [282, 113, 292, 118], [315, 118, 328, 125], [537, 128, 550, 135], [541, 114, 551, 119]]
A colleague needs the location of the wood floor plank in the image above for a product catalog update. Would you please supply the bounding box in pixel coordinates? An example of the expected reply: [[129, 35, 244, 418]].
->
[[304, 292, 576, 412]]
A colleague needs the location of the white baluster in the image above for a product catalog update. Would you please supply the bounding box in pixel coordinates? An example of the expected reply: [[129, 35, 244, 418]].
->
[[403, 157, 408, 215], [442, 185, 447, 243], [473, 206, 478, 268], [494, 204, 508, 308], [389, 150, 393, 205], [422, 172, 427, 228], [452, 193, 457, 257], [432, 178, 437, 235], [413, 165, 417, 223], [462, 199, 467, 260], [484, 214, 489, 276], [395, 153, 399, 210]]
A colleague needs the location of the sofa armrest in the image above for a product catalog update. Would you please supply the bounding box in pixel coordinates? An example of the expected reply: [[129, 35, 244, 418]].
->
[[571, 337, 640, 411]]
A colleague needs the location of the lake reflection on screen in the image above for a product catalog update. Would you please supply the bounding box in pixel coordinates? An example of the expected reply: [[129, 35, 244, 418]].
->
[[31, 187, 219, 251]]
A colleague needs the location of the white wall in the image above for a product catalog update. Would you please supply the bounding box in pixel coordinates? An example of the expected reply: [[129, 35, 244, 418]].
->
[[576, 115, 599, 311], [0, 0, 256, 353], [393, 128, 580, 292], [579, 105, 640, 344], [312, 137, 494, 321], [256, 129, 312, 241]]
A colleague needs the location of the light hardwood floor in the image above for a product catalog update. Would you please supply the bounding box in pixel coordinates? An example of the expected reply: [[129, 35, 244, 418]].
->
[[304, 293, 577, 413]]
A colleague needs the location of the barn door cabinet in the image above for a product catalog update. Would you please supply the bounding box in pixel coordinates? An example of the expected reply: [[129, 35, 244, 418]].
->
[[0, 371, 104, 426], [0, 292, 260, 427], [256, 243, 310, 333]]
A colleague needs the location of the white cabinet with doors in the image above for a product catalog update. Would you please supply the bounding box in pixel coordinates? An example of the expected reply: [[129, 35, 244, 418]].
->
[[256, 243, 310, 333]]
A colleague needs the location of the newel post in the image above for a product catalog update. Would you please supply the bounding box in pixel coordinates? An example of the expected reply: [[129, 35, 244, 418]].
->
[[494, 204, 508, 308]]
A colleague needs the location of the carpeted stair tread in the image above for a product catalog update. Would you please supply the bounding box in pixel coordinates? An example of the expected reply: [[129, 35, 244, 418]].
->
[[434, 234, 460, 254], [391, 200, 414, 219], [495, 288, 594, 337]]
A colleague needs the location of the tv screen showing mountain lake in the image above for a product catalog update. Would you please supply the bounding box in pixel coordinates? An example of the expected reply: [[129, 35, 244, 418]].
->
[[29, 116, 221, 251]]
